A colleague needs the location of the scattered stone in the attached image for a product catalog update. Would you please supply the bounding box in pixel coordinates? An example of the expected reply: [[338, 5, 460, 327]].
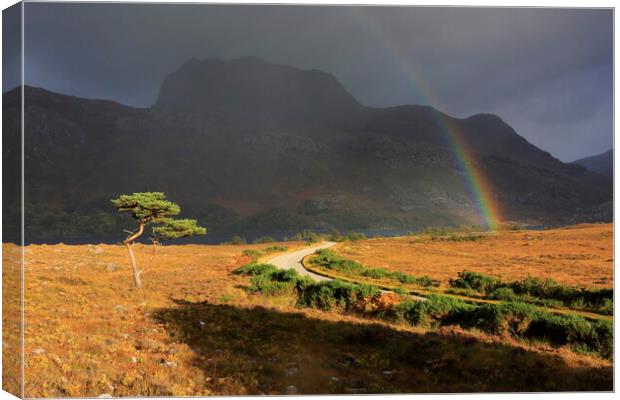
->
[[329, 377, 339, 383], [199, 320, 207, 327], [105, 263, 118, 272], [285, 362, 299, 376], [163, 361, 177, 368], [130, 357, 138, 363], [32, 348, 46, 355], [97, 394, 112, 398], [382, 370, 393, 376], [285, 385, 298, 394], [88, 245, 104, 254]]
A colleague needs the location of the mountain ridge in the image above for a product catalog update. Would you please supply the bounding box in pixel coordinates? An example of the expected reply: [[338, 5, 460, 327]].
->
[[2, 57, 612, 240], [572, 149, 613, 177]]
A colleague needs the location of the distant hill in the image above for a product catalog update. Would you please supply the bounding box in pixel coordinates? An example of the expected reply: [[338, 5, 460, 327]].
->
[[572, 149, 613, 177], [2, 57, 613, 240]]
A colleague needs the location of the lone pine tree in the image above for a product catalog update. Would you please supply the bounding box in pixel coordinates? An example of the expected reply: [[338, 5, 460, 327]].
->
[[111, 192, 206, 289]]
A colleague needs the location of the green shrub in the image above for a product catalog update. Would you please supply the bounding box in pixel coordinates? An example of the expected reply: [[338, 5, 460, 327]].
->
[[458, 301, 539, 336], [345, 231, 367, 242], [242, 249, 262, 259], [230, 235, 247, 245], [599, 298, 613, 316], [248, 268, 310, 295], [297, 280, 382, 312], [390, 295, 473, 328], [450, 271, 613, 315], [328, 228, 343, 242], [233, 263, 277, 276], [488, 287, 518, 301], [263, 245, 288, 252], [253, 236, 275, 244], [291, 230, 322, 244], [449, 271, 500, 293], [430, 232, 485, 242], [312, 249, 437, 288]]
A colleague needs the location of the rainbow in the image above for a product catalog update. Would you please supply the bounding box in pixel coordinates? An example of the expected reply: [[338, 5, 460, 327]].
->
[[349, 9, 502, 230]]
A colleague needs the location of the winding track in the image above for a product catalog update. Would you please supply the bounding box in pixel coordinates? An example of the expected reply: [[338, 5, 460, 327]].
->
[[266, 242, 427, 301], [266, 242, 337, 281]]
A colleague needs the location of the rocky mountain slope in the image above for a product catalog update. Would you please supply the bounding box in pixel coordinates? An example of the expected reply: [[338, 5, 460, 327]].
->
[[2, 57, 612, 240], [572, 149, 613, 177]]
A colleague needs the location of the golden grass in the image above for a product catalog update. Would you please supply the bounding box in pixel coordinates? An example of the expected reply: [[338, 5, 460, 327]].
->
[[332, 223, 613, 288], [5, 230, 613, 396], [2, 243, 22, 397]]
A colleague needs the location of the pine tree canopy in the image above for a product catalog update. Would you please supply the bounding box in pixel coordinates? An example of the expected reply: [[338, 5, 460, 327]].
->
[[152, 218, 207, 241], [111, 192, 180, 224]]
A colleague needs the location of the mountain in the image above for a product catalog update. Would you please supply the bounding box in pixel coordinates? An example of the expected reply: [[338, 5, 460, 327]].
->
[[2, 57, 613, 240], [572, 149, 613, 177]]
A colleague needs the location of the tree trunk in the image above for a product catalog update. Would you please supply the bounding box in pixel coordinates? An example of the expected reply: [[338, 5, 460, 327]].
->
[[124, 223, 145, 289]]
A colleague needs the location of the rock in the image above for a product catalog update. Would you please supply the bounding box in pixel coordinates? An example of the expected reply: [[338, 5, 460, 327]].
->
[[97, 394, 113, 398], [33, 348, 46, 354], [88, 245, 103, 254], [163, 361, 177, 368], [105, 263, 118, 272], [285, 362, 299, 376], [130, 357, 138, 363], [285, 385, 298, 394], [382, 369, 393, 376]]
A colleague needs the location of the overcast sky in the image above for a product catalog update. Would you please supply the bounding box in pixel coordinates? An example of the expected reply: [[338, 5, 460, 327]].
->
[[7, 3, 614, 161]]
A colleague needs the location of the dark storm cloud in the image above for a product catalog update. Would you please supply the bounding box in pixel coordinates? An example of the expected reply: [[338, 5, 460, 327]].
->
[[2, 3, 21, 92], [20, 3, 612, 161]]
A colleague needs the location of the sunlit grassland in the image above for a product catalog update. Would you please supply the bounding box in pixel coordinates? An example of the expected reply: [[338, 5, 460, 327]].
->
[[13, 224, 613, 396]]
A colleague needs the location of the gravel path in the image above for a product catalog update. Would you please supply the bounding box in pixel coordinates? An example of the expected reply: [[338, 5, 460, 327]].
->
[[266, 242, 427, 302], [266, 242, 337, 281]]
